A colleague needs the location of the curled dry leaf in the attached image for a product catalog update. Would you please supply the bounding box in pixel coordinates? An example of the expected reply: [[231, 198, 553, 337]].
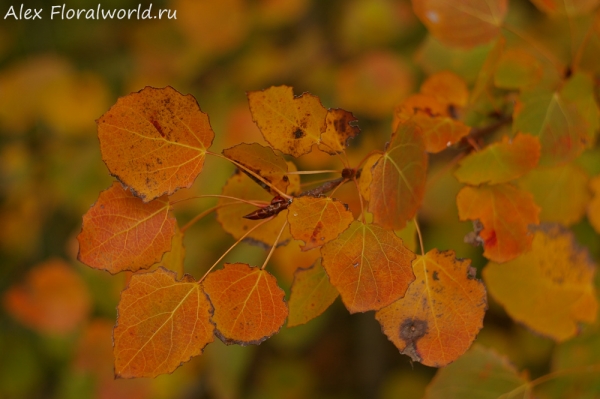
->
[[3, 259, 91, 335], [203, 263, 288, 345], [457, 184, 540, 263], [412, 0, 508, 48], [223, 142, 290, 195], [97, 86, 214, 202], [217, 170, 291, 248], [376, 249, 487, 367], [320, 220, 415, 313], [369, 120, 428, 230], [484, 225, 598, 341], [319, 108, 360, 154], [247, 85, 328, 157], [77, 182, 177, 274], [454, 133, 541, 185], [113, 267, 214, 378], [424, 345, 532, 399], [287, 196, 354, 251], [288, 259, 339, 327]]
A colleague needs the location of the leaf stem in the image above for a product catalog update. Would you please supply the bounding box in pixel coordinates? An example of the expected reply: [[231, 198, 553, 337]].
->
[[297, 177, 346, 197], [207, 151, 292, 200], [198, 217, 274, 283], [260, 220, 288, 270], [413, 216, 425, 257]]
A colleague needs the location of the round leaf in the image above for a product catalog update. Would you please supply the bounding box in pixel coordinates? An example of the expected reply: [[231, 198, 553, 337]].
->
[[376, 250, 487, 367], [203, 263, 288, 345], [78, 182, 177, 274], [97, 86, 214, 201]]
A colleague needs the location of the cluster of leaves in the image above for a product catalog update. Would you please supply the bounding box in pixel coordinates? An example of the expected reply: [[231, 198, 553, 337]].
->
[[5, 0, 595, 395]]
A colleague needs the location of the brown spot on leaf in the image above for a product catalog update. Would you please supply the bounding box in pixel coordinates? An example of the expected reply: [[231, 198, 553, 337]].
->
[[294, 129, 305, 139], [432, 271, 439, 281], [399, 318, 428, 362]]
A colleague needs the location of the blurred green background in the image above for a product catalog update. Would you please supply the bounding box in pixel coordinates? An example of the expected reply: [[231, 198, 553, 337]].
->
[[1, 0, 598, 398]]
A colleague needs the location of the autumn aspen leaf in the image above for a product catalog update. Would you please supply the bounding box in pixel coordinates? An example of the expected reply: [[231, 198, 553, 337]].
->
[[369, 120, 428, 230], [247, 85, 328, 157], [454, 133, 541, 185], [97, 86, 215, 202], [287, 196, 354, 251], [412, 0, 508, 48], [457, 184, 540, 263], [113, 267, 214, 378], [376, 250, 487, 367], [320, 221, 416, 313], [288, 259, 339, 327], [484, 226, 598, 341], [203, 263, 288, 345], [77, 182, 177, 274], [3, 259, 91, 336]]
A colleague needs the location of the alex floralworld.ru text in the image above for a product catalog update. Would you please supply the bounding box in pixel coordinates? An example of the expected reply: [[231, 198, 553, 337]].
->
[[4, 4, 177, 20]]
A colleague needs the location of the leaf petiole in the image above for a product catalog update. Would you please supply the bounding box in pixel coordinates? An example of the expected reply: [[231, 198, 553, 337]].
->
[[413, 216, 425, 257]]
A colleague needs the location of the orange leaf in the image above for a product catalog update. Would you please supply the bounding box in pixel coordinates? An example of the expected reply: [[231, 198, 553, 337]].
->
[[320, 220, 415, 313], [247, 85, 328, 157], [216, 170, 291, 248], [223, 142, 290, 195], [97, 86, 214, 202], [113, 267, 214, 378], [412, 0, 508, 48], [287, 196, 354, 251], [3, 259, 91, 335], [588, 175, 600, 234], [288, 259, 339, 327], [454, 133, 541, 185], [484, 226, 598, 341], [457, 184, 540, 263], [78, 182, 177, 274], [203, 263, 288, 344], [369, 120, 428, 230], [319, 109, 360, 154], [376, 249, 487, 367], [420, 71, 469, 107]]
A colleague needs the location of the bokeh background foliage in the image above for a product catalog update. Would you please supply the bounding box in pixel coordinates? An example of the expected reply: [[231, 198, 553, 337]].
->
[[1, 0, 600, 398]]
